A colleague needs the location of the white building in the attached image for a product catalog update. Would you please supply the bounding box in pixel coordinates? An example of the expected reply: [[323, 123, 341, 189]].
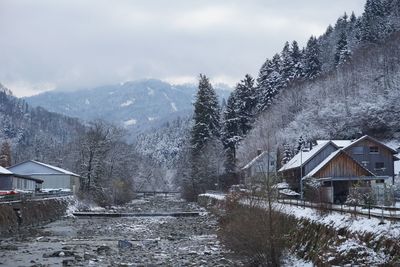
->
[[8, 160, 80, 193]]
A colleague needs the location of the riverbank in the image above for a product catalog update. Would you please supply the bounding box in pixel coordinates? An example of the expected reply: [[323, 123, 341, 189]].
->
[[0, 194, 245, 266]]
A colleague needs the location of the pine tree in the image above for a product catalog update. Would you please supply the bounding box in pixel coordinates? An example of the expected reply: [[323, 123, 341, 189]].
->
[[291, 40, 303, 79], [335, 31, 352, 67], [221, 92, 240, 173], [303, 36, 321, 79], [280, 41, 294, 84], [190, 74, 221, 153], [360, 0, 392, 42], [0, 141, 12, 167], [256, 55, 284, 112], [235, 74, 257, 136], [281, 144, 293, 165]]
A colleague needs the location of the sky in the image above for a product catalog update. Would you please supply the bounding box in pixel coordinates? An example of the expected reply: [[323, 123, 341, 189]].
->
[[0, 0, 366, 97]]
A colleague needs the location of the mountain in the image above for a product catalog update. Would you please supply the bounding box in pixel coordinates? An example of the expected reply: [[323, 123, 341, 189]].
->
[[0, 83, 85, 166], [25, 79, 231, 137]]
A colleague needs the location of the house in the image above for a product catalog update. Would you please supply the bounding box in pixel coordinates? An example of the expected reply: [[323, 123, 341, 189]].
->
[[240, 151, 277, 185], [0, 166, 43, 192], [278, 141, 339, 192], [278, 135, 398, 203], [7, 160, 80, 193]]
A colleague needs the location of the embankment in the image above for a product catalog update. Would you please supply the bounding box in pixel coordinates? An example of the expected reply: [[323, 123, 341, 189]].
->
[[198, 194, 400, 266], [0, 197, 73, 235]]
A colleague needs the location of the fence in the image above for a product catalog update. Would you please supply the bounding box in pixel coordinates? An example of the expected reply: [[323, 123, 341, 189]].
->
[[278, 198, 400, 221], [0, 191, 73, 203]]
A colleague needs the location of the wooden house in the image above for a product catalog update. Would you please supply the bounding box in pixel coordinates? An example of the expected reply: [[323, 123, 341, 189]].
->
[[8, 160, 80, 193], [278, 135, 398, 203]]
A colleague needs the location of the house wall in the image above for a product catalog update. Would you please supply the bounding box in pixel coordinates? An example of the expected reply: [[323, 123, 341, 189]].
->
[[248, 154, 276, 177], [12, 177, 36, 191], [313, 153, 371, 178], [304, 143, 338, 175], [344, 139, 394, 178], [0, 175, 13, 190], [30, 174, 71, 190]]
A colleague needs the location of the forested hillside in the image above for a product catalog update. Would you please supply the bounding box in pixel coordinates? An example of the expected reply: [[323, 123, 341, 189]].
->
[[0, 83, 85, 166]]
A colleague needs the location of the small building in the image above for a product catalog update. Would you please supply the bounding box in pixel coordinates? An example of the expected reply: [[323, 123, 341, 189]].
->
[[240, 151, 277, 185], [0, 166, 43, 192], [7, 160, 80, 193]]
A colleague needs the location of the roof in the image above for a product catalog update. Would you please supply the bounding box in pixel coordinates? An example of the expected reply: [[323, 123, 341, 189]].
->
[[0, 166, 13, 175], [241, 151, 273, 170], [316, 140, 353, 148], [345, 135, 398, 154], [278, 141, 338, 172], [305, 149, 375, 178], [8, 160, 80, 177]]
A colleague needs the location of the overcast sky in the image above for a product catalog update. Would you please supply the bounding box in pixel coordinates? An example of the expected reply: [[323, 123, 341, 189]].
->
[[0, 0, 365, 97]]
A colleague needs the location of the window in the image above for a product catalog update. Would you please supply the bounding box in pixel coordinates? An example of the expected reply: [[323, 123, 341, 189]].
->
[[376, 179, 385, 184], [375, 162, 385, 170], [352, 146, 363, 154], [270, 161, 275, 166], [369, 146, 379, 154]]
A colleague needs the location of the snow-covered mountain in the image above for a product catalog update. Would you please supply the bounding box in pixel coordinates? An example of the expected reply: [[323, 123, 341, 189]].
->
[[25, 79, 231, 137]]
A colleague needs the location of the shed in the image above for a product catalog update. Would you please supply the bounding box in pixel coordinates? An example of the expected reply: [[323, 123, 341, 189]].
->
[[0, 166, 43, 191], [7, 160, 80, 193]]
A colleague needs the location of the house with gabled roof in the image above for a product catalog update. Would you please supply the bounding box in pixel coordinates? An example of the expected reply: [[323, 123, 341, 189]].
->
[[240, 151, 276, 185], [7, 160, 81, 193], [278, 135, 398, 203]]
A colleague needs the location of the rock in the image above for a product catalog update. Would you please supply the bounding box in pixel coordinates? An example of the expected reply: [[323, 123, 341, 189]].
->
[[118, 240, 133, 249], [0, 244, 18, 251], [96, 245, 111, 255], [83, 252, 97, 260], [62, 259, 76, 266]]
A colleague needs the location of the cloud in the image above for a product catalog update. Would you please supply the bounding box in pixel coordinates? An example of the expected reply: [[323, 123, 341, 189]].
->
[[0, 0, 365, 97]]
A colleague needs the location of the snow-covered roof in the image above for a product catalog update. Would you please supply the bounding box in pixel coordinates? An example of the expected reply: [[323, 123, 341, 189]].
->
[[241, 151, 273, 170], [8, 160, 80, 177], [278, 141, 335, 172], [30, 160, 80, 176], [316, 140, 353, 148], [0, 166, 12, 175], [305, 149, 375, 178]]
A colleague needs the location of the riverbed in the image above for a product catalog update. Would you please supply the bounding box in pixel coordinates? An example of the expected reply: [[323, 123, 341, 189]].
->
[[0, 195, 245, 266]]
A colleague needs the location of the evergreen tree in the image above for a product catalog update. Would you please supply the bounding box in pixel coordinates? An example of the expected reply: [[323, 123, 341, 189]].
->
[[281, 144, 293, 165], [291, 40, 303, 79], [222, 92, 240, 173], [360, 0, 391, 42], [335, 31, 352, 67], [0, 141, 12, 167], [280, 41, 294, 84], [303, 36, 321, 79], [235, 74, 257, 136], [190, 74, 221, 153]]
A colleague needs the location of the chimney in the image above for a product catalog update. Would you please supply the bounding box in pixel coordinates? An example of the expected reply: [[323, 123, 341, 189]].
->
[[257, 149, 262, 156], [309, 141, 313, 150]]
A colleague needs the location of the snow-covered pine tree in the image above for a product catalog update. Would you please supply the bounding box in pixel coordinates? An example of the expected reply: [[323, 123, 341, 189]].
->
[[290, 40, 304, 79], [335, 31, 352, 67], [281, 144, 293, 166], [190, 74, 221, 154], [222, 92, 240, 173], [360, 0, 392, 42], [235, 74, 257, 136], [303, 36, 321, 79], [281, 41, 294, 84]]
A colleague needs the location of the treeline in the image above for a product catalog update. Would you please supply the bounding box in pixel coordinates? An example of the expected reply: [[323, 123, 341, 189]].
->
[[177, 0, 400, 199]]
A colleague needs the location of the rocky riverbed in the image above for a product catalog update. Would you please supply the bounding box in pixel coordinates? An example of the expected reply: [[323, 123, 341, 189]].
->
[[0, 195, 245, 266]]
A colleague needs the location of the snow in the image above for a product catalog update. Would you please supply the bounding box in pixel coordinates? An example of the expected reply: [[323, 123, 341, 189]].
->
[[147, 86, 154, 96], [120, 99, 135, 107], [124, 119, 137, 126], [170, 102, 178, 112], [201, 193, 400, 239], [28, 160, 79, 176], [0, 166, 12, 174], [85, 99, 90, 105], [317, 140, 353, 147], [241, 151, 268, 170], [148, 117, 157, 121]]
